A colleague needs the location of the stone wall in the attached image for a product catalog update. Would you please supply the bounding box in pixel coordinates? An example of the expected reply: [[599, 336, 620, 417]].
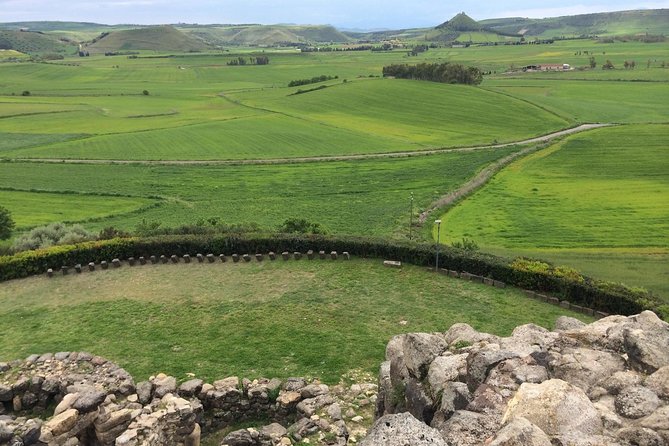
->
[[370, 310, 669, 445]]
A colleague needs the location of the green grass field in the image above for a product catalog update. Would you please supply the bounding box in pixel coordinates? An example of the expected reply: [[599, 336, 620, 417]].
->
[[0, 146, 519, 237], [0, 259, 590, 382], [437, 124, 669, 297]]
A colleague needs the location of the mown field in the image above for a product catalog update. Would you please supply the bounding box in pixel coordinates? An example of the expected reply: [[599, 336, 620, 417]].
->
[[0, 259, 590, 382], [438, 124, 669, 298]]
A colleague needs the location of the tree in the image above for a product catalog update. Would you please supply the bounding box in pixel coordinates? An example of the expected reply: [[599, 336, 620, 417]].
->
[[142, 90, 149, 96], [589, 56, 596, 69], [602, 60, 615, 70], [0, 206, 15, 240], [278, 218, 326, 235]]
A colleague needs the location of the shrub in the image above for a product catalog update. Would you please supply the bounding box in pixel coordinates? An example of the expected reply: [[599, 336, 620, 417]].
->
[[451, 237, 479, 252], [0, 206, 15, 240], [11, 222, 95, 252], [21, 90, 30, 96], [277, 218, 326, 235], [142, 90, 149, 96]]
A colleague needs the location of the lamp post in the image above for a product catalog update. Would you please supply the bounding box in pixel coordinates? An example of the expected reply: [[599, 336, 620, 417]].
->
[[409, 192, 414, 240], [435, 219, 442, 272]]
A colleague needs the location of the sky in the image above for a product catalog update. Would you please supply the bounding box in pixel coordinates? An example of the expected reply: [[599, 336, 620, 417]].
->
[[1, 0, 668, 29]]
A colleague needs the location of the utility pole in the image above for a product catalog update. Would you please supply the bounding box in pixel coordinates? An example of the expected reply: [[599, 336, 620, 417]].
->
[[409, 192, 414, 240]]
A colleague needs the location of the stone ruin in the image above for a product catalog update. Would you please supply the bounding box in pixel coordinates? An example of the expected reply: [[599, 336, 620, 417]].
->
[[0, 354, 377, 445], [370, 310, 669, 445], [2, 310, 668, 445]]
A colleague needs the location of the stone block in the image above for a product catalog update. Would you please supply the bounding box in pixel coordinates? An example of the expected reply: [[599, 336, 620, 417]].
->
[[307, 250, 315, 260], [294, 252, 302, 260], [243, 254, 252, 262], [483, 278, 494, 286], [331, 251, 338, 260], [61, 266, 69, 275], [88, 262, 95, 271], [343, 252, 350, 260], [183, 254, 191, 263], [449, 270, 460, 278], [197, 254, 204, 263], [595, 311, 609, 319], [319, 250, 326, 259], [128, 257, 136, 266], [160, 255, 168, 264], [139, 257, 147, 265], [74, 264, 82, 273], [282, 251, 290, 260], [232, 254, 240, 263], [493, 280, 506, 288], [112, 259, 121, 268], [219, 254, 227, 262], [549, 297, 560, 305], [149, 255, 157, 264], [560, 300, 571, 309], [207, 254, 215, 263], [384, 260, 402, 268], [101, 261, 109, 269], [255, 253, 263, 261], [170, 255, 179, 264], [47, 268, 54, 278], [269, 252, 276, 260]]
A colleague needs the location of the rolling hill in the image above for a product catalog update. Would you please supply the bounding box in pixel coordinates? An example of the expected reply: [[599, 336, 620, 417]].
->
[[426, 12, 519, 42], [0, 30, 75, 55], [181, 24, 351, 45], [480, 9, 669, 38], [86, 25, 210, 53]]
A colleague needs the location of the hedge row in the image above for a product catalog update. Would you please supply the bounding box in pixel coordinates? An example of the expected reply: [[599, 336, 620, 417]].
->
[[0, 234, 665, 318]]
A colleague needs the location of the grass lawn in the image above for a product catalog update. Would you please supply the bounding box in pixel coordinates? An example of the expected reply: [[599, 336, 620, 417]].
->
[[438, 124, 669, 298], [0, 258, 591, 383]]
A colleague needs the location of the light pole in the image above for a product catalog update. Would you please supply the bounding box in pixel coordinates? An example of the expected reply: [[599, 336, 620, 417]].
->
[[435, 219, 442, 272], [409, 192, 414, 240]]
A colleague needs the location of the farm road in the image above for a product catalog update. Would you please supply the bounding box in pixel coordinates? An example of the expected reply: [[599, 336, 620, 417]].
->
[[9, 123, 610, 166]]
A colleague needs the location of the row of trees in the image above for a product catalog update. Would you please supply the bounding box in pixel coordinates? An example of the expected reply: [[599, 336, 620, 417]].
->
[[382, 62, 483, 85], [226, 56, 270, 66], [288, 74, 338, 87]]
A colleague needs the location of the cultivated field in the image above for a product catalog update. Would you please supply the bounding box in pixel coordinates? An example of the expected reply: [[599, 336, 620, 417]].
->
[[438, 124, 669, 298], [0, 259, 590, 382]]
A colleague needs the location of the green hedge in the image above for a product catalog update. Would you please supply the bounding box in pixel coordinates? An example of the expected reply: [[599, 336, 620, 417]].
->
[[0, 234, 665, 318]]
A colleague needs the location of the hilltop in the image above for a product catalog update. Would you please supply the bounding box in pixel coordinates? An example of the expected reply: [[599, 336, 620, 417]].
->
[[85, 25, 210, 53], [426, 12, 518, 43], [0, 29, 75, 55], [181, 24, 350, 46]]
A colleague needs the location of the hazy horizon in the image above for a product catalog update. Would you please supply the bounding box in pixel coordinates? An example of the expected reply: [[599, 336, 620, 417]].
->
[[1, 0, 668, 29]]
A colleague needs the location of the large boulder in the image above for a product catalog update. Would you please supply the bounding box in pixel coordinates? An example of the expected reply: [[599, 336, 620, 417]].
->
[[645, 366, 669, 398], [427, 354, 467, 399], [432, 410, 499, 446], [614, 386, 660, 419], [359, 412, 446, 446], [502, 379, 603, 437], [488, 417, 551, 446], [624, 327, 669, 374], [402, 333, 448, 380], [549, 348, 626, 392]]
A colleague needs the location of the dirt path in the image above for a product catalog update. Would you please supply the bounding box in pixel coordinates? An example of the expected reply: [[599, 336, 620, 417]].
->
[[8, 123, 610, 167], [417, 123, 611, 224]]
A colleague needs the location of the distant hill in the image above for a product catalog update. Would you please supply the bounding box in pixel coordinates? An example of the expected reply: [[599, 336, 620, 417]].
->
[[427, 12, 517, 42], [436, 12, 483, 32], [0, 30, 74, 55], [181, 24, 350, 46], [86, 26, 210, 53], [481, 9, 669, 38]]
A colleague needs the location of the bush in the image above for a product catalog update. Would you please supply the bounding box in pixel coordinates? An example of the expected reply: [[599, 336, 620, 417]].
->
[[12, 222, 95, 252], [142, 90, 150, 96], [21, 90, 30, 96], [277, 218, 326, 235], [451, 237, 479, 252], [0, 206, 15, 240]]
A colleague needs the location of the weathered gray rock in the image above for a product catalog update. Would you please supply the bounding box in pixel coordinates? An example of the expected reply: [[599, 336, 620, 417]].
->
[[645, 366, 669, 398], [432, 410, 500, 446], [359, 412, 446, 446], [44, 408, 79, 437], [444, 323, 498, 347], [72, 387, 106, 413], [153, 374, 177, 398], [433, 382, 471, 421], [404, 380, 435, 424], [178, 379, 204, 397], [296, 394, 334, 417], [601, 371, 642, 395], [136, 381, 153, 404], [488, 417, 552, 446], [549, 347, 626, 393], [466, 347, 519, 391], [614, 386, 660, 419], [300, 383, 328, 399], [222, 428, 259, 446], [623, 313, 669, 374], [617, 427, 665, 446], [403, 333, 448, 380], [639, 406, 669, 431], [554, 316, 587, 332], [503, 379, 603, 437], [427, 353, 467, 399]]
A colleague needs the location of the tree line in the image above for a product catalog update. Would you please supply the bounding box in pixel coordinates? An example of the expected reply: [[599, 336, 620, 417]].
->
[[382, 62, 483, 85], [288, 74, 338, 87], [227, 56, 270, 66]]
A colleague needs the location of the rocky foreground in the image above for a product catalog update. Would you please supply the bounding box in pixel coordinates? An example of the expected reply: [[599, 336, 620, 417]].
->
[[1, 311, 667, 445], [372, 311, 669, 445]]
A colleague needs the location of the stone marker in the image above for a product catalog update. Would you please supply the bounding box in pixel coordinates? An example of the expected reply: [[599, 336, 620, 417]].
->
[[596, 311, 609, 319], [149, 255, 157, 264], [282, 252, 290, 260], [307, 250, 315, 260], [560, 300, 571, 309], [243, 254, 252, 262], [232, 254, 240, 263], [88, 263, 95, 272], [269, 252, 276, 261], [128, 257, 136, 266], [170, 255, 179, 264], [294, 252, 302, 260], [112, 259, 121, 268], [160, 255, 168, 264], [343, 252, 350, 260], [47, 268, 54, 278], [449, 270, 459, 278], [319, 250, 326, 259], [74, 264, 82, 273], [101, 261, 109, 270], [483, 278, 494, 286], [207, 254, 215, 263], [255, 253, 263, 262], [384, 260, 402, 268], [331, 251, 338, 260], [493, 280, 506, 288], [197, 254, 204, 263], [139, 256, 146, 265], [61, 266, 69, 275], [549, 297, 560, 305], [183, 254, 191, 263], [219, 254, 227, 263]]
